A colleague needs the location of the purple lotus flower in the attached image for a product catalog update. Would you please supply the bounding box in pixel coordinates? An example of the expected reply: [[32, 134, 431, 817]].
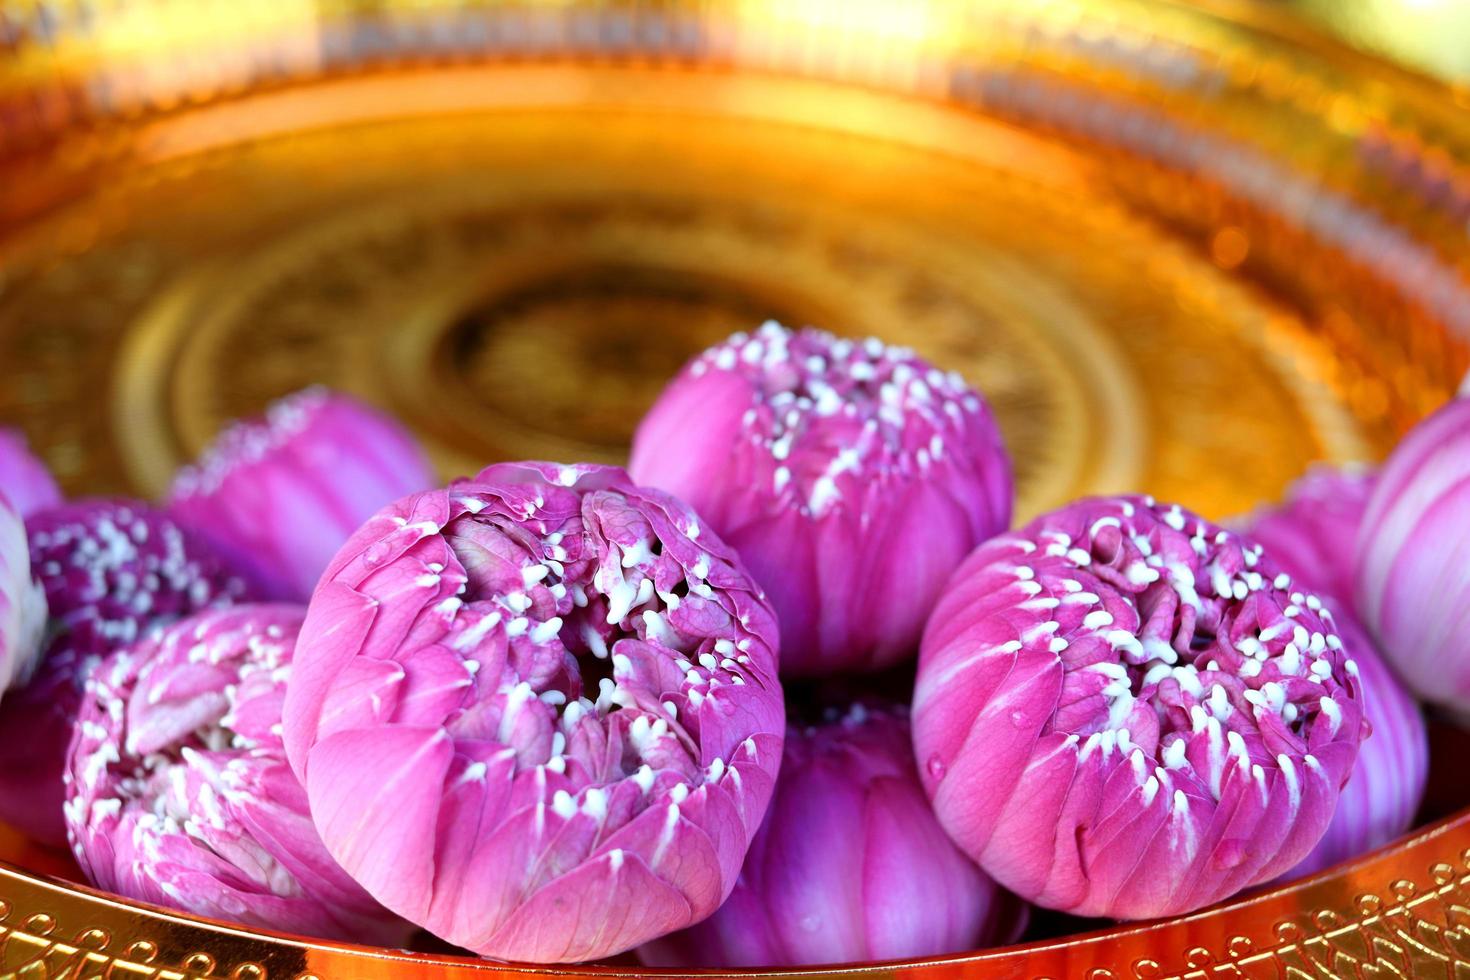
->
[[912, 495, 1367, 920], [1357, 394, 1470, 714], [0, 428, 61, 518], [1241, 470, 1427, 880], [0, 501, 251, 844], [629, 322, 1012, 677], [640, 703, 1024, 968], [64, 604, 409, 944], [282, 462, 784, 963], [0, 495, 45, 697], [168, 387, 435, 602]]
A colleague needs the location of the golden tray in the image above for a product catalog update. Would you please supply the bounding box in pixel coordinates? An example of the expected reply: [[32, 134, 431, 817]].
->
[[2, 0, 1470, 976]]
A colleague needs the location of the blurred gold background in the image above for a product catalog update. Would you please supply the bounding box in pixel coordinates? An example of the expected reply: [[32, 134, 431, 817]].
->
[[1287, 0, 1470, 83]]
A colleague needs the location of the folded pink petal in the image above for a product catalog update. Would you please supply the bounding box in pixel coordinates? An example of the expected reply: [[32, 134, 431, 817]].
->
[[0, 428, 62, 518]]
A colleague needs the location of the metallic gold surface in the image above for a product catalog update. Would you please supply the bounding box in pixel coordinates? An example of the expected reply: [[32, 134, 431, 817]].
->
[[1, 0, 1470, 977], [1287, 0, 1470, 84]]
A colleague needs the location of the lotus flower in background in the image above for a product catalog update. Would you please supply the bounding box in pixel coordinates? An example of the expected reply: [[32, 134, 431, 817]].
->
[[0, 501, 251, 844], [282, 462, 785, 963], [0, 495, 45, 697], [0, 429, 61, 518], [1240, 466, 1374, 607], [1242, 470, 1427, 881], [629, 321, 1012, 677], [64, 604, 409, 944], [1280, 614, 1425, 879], [913, 495, 1366, 920], [640, 703, 1024, 968], [168, 388, 435, 602], [1357, 394, 1470, 715]]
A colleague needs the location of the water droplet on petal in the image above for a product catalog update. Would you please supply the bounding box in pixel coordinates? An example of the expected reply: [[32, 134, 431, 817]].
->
[[1009, 710, 1027, 727], [1214, 839, 1247, 870], [926, 756, 946, 780]]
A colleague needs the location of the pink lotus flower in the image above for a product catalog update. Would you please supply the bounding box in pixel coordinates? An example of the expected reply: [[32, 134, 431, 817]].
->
[[0, 494, 45, 697], [912, 495, 1367, 920], [1241, 471, 1427, 880], [0, 428, 61, 518], [630, 322, 1012, 677], [0, 501, 252, 844], [168, 388, 435, 602], [64, 604, 409, 944], [1357, 394, 1470, 714], [640, 703, 1024, 968], [282, 462, 784, 963]]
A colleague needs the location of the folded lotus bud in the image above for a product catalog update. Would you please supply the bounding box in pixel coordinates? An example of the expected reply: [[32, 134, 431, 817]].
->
[[1357, 395, 1470, 713], [640, 703, 1024, 967], [0, 501, 251, 844], [912, 495, 1366, 919], [630, 321, 1012, 677], [168, 387, 435, 602], [0, 494, 45, 697], [1241, 471, 1427, 880], [64, 604, 409, 943], [1241, 466, 1374, 607], [0, 428, 61, 518], [282, 462, 784, 963]]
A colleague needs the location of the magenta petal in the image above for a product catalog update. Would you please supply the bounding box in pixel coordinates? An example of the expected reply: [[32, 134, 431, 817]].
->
[[307, 726, 452, 919], [282, 582, 379, 776], [489, 849, 693, 963], [0, 428, 62, 519]]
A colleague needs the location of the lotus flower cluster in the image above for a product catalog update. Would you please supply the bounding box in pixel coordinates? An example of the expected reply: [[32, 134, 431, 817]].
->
[[913, 495, 1367, 919], [1242, 469, 1427, 880], [281, 462, 785, 963], [0, 428, 61, 518], [169, 388, 435, 602], [0, 501, 252, 843], [64, 604, 409, 943], [0, 341, 1456, 968], [630, 321, 1012, 677], [641, 703, 1023, 968], [1357, 393, 1470, 715]]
